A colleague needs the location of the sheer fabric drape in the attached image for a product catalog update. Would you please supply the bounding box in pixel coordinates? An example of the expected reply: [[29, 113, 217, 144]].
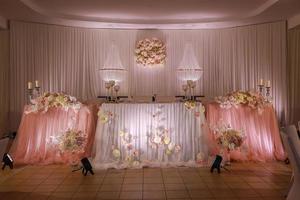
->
[[287, 27, 300, 125], [9, 21, 287, 130], [0, 31, 9, 136]]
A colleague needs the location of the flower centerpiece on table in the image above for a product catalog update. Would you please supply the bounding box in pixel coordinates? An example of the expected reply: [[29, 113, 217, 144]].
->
[[184, 100, 197, 110], [215, 90, 270, 113], [57, 129, 87, 154], [135, 38, 166, 66], [26, 92, 81, 114], [211, 121, 246, 163]]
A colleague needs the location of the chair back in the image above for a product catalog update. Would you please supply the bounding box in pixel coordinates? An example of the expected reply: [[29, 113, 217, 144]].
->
[[283, 125, 300, 158], [280, 131, 300, 174]]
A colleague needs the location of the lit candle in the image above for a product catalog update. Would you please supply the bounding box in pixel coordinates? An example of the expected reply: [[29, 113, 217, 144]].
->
[[259, 79, 264, 86], [35, 80, 39, 88], [266, 80, 271, 87], [27, 81, 33, 89]]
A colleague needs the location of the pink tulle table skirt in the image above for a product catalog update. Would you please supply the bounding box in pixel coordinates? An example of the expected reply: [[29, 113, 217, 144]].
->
[[10, 104, 98, 165], [205, 103, 285, 161]]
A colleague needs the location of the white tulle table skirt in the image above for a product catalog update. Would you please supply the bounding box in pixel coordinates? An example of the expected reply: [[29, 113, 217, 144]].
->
[[92, 102, 209, 169]]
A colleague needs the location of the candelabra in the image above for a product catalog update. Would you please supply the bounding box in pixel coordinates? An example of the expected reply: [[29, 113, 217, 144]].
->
[[182, 80, 196, 101], [113, 85, 120, 103], [104, 80, 121, 103], [27, 80, 40, 104], [257, 79, 272, 102]]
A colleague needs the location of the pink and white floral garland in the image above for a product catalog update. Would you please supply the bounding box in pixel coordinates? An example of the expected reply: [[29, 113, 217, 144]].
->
[[215, 90, 270, 113], [25, 92, 81, 114], [135, 38, 166, 66]]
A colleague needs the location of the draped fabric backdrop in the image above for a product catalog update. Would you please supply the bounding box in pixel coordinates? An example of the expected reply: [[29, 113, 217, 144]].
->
[[287, 26, 300, 125], [9, 21, 287, 130], [0, 31, 9, 136]]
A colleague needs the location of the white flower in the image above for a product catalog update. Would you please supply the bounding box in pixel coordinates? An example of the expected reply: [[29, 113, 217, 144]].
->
[[153, 135, 162, 144], [112, 149, 121, 158], [168, 142, 175, 151], [163, 136, 171, 145]]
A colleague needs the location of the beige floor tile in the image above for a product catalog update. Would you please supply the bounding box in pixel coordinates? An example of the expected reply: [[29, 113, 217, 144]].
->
[[78, 185, 100, 192], [166, 190, 190, 199], [102, 178, 123, 184], [97, 191, 120, 199], [144, 178, 163, 184], [227, 182, 252, 189], [49, 192, 74, 198], [99, 184, 122, 192], [232, 189, 260, 198], [164, 183, 186, 191], [123, 177, 143, 184], [119, 191, 143, 199], [206, 182, 230, 189], [255, 189, 285, 197], [23, 193, 50, 200], [34, 185, 58, 192], [121, 184, 143, 191], [188, 189, 213, 199], [163, 177, 183, 184], [143, 190, 166, 199], [211, 189, 237, 198], [143, 183, 164, 191], [243, 176, 265, 183], [185, 183, 207, 190], [248, 182, 273, 189], [55, 185, 80, 192], [72, 191, 97, 198]]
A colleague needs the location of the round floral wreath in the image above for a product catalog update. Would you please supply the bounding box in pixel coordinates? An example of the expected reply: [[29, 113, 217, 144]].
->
[[135, 38, 166, 66]]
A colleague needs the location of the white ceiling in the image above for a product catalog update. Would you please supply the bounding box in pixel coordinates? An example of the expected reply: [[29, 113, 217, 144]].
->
[[0, 0, 300, 29]]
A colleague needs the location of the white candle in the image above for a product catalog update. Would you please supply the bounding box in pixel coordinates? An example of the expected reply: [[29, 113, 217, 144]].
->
[[266, 80, 271, 87], [28, 81, 33, 89], [35, 80, 39, 88], [259, 79, 264, 86]]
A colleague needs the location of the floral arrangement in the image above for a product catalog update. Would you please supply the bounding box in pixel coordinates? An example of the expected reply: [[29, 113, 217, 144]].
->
[[215, 90, 270, 112], [98, 110, 114, 124], [211, 122, 245, 151], [184, 100, 197, 110], [148, 109, 181, 155], [56, 129, 87, 154], [26, 92, 81, 114], [111, 130, 141, 167], [135, 38, 166, 66]]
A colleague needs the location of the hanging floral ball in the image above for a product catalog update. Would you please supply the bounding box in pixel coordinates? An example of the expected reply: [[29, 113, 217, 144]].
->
[[135, 38, 166, 66]]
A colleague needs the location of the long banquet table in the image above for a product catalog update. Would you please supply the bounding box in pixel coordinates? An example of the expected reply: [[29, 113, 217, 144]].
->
[[205, 102, 285, 162], [10, 104, 98, 165], [92, 102, 209, 169]]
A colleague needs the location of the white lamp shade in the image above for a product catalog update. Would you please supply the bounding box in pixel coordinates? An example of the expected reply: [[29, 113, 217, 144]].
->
[[177, 43, 203, 81], [99, 44, 127, 82], [177, 69, 203, 81]]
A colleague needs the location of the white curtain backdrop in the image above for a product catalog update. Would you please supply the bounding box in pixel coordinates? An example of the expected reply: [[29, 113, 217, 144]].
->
[[287, 27, 300, 125], [0, 30, 9, 136], [9, 21, 287, 130]]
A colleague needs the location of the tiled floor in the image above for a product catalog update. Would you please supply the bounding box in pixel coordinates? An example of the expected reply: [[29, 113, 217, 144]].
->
[[0, 162, 291, 200]]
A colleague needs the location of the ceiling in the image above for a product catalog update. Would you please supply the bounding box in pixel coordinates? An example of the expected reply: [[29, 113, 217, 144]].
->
[[0, 0, 300, 29]]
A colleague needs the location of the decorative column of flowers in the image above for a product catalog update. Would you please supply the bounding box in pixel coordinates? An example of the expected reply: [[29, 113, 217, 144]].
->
[[211, 121, 246, 165], [147, 107, 181, 161], [135, 38, 166, 66]]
